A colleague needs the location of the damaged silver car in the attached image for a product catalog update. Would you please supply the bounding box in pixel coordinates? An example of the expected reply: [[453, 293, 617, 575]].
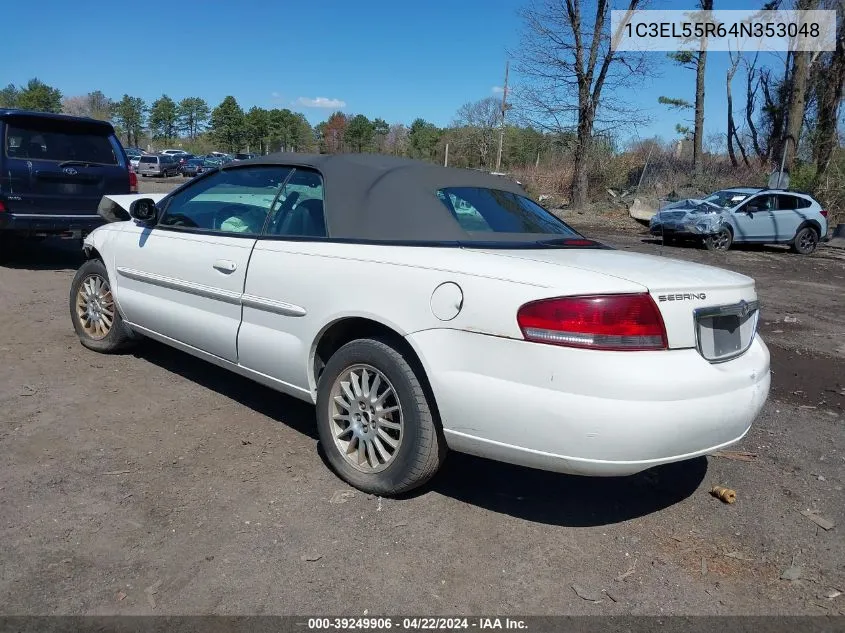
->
[[649, 187, 829, 255]]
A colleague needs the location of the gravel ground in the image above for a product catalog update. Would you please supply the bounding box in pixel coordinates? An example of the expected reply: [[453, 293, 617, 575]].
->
[[0, 189, 843, 616]]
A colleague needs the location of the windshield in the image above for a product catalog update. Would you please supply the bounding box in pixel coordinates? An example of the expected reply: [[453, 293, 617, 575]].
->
[[703, 190, 751, 208], [436, 187, 579, 236]]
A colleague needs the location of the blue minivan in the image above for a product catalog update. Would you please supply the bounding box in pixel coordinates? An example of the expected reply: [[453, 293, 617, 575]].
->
[[0, 109, 136, 260]]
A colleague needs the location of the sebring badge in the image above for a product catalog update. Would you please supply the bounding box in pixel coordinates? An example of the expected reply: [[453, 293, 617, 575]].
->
[[658, 292, 707, 302]]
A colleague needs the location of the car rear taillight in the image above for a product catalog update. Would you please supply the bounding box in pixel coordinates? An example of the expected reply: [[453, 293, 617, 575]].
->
[[517, 293, 668, 351], [129, 169, 138, 193], [821, 209, 828, 218], [0, 200, 6, 212]]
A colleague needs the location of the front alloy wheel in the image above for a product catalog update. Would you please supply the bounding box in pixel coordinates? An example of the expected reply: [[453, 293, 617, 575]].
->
[[69, 258, 137, 353], [75, 273, 115, 339], [705, 228, 732, 252]]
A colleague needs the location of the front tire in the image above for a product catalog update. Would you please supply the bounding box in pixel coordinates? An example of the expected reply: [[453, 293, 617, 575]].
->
[[69, 259, 137, 353], [316, 337, 446, 496], [791, 226, 819, 255], [705, 227, 732, 252]]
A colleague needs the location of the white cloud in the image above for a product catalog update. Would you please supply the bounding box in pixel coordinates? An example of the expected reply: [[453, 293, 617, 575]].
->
[[492, 86, 505, 94], [294, 96, 347, 109], [270, 91, 285, 103]]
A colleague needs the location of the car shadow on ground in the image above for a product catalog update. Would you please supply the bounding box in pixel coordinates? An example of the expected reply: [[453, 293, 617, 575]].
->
[[136, 340, 707, 528], [427, 453, 706, 527], [136, 341, 319, 441], [0, 238, 85, 271]]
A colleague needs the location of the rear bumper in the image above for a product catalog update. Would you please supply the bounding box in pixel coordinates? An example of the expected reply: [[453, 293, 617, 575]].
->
[[0, 212, 106, 234], [407, 329, 770, 476]]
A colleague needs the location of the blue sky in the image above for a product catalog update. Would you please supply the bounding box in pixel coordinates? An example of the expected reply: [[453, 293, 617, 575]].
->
[[4, 0, 785, 146]]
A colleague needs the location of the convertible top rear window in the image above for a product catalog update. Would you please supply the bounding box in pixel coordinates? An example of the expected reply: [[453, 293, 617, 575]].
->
[[437, 187, 578, 236]]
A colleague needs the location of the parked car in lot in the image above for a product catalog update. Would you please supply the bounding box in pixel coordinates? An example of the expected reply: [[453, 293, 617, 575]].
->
[[234, 153, 256, 161], [70, 153, 770, 495], [179, 158, 213, 178], [649, 187, 829, 254], [0, 109, 135, 260], [161, 149, 188, 157], [136, 154, 180, 178]]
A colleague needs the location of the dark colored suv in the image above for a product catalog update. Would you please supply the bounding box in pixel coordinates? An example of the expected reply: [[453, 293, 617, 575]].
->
[[0, 109, 136, 258]]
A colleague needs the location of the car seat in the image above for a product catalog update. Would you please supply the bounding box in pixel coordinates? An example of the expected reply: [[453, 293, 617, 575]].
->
[[277, 198, 326, 237]]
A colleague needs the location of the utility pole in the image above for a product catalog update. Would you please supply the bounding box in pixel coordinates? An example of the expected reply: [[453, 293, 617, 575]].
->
[[444, 143, 449, 167], [495, 60, 509, 172]]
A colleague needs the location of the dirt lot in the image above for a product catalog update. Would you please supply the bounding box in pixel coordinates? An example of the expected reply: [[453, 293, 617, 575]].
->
[[1, 185, 843, 615]]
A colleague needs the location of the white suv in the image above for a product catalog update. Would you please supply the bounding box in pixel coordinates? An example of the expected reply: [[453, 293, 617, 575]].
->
[[650, 188, 830, 255]]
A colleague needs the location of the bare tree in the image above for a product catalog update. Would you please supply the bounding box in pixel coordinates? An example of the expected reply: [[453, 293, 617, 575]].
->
[[692, 0, 713, 174], [812, 0, 845, 184], [744, 54, 767, 164], [384, 123, 409, 156], [781, 0, 821, 171], [61, 91, 112, 121], [512, 0, 647, 208], [453, 97, 501, 168], [61, 95, 90, 117], [659, 0, 712, 175], [726, 49, 750, 167]]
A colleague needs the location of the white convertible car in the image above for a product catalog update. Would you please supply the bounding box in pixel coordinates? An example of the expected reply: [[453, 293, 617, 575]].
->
[[70, 154, 771, 495]]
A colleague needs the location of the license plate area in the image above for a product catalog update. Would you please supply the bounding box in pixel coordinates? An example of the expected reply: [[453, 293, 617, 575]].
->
[[695, 300, 759, 363]]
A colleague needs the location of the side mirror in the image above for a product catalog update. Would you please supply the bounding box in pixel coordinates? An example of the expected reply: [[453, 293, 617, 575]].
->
[[128, 198, 158, 224]]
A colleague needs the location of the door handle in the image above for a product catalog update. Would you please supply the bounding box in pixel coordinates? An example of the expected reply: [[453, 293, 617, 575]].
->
[[213, 259, 237, 273]]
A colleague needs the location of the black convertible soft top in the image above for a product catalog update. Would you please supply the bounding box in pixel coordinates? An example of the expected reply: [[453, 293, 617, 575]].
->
[[229, 152, 540, 243]]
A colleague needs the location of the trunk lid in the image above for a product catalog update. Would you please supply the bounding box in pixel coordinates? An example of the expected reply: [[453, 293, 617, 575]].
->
[[468, 247, 759, 354]]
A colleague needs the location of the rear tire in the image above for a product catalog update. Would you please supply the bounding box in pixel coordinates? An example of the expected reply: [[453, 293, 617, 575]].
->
[[705, 227, 732, 252], [790, 226, 819, 255], [316, 337, 446, 496], [69, 259, 137, 353]]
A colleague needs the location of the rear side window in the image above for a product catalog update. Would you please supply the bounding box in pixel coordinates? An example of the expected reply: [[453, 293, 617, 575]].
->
[[795, 197, 813, 209], [776, 195, 798, 210], [264, 168, 326, 238], [436, 187, 578, 235], [4, 120, 119, 165]]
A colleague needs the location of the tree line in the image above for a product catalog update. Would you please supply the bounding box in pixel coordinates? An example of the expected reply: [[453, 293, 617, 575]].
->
[[0, 78, 571, 172]]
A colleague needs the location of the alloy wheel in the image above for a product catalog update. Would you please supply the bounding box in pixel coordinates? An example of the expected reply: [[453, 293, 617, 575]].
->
[[328, 364, 403, 473], [711, 229, 730, 251], [799, 229, 817, 252], [75, 274, 115, 340]]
